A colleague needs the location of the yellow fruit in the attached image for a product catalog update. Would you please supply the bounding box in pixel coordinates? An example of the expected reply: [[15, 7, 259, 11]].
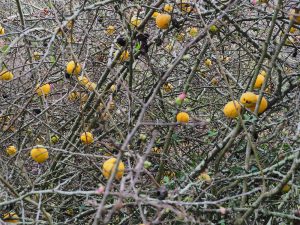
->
[[165, 43, 173, 52], [281, 184, 291, 193], [164, 4, 173, 13], [119, 50, 130, 61], [68, 91, 80, 101], [0, 25, 5, 35], [223, 101, 241, 118], [248, 96, 268, 114], [260, 70, 267, 77], [31, 146, 49, 163], [6, 145, 17, 156], [80, 132, 94, 145], [289, 9, 300, 25], [102, 157, 125, 180], [198, 172, 212, 183], [163, 83, 173, 93], [176, 112, 189, 123], [254, 74, 265, 89], [3, 212, 19, 223], [33, 51, 41, 60], [130, 16, 142, 27], [156, 13, 171, 29], [0, 70, 14, 81], [189, 27, 198, 37], [36, 83, 51, 96], [240, 92, 257, 107], [152, 11, 160, 18], [110, 84, 117, 92], [66, 60, 81, 75], [85, 82, 97, 91], [204, 59, 212, 68], [106, 25, 115, 35], [290, 27, 297, 33]]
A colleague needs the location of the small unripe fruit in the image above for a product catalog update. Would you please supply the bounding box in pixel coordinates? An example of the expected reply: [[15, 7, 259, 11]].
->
[[50, 135, 59, 144], [143, 161, 152, 169], [139, 133, 147, 141]]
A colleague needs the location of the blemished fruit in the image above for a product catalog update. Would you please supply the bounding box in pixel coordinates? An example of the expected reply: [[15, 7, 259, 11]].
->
[[68, 91, 80, 101], [66, 60, 82, 75], [176, 32, 185, 42], [80, 132, 94, 144], [176, 112, 190, 123], [0, 25, 5, 35], [102, 157, 125, 180], [78, 76, 90, 85], [106, 25, 115, 35], [164, 4, 173, 13], [211, 77, 218, 85], [0, 70, 14, 81], [67, 20, 74, 29], [3, 212, 19, 223], [152, 11, 160, 19], [6, 145, 17, 156], [254, 74, 265, 89], [248, 96, 268, 114], [177, 0, 193, 13], [31, 146, 49, 163], [189, 27, 198, 37], [108, 100, 115, 111], [163, 83, 173, 92], [156, 13, 171, 29], [36, 83, 51, 96], [85, 82, 97, 91], [121, 50, 130, 61], [79, 93, 89, 104], [33, 51, 41, 60], [223, 101, 241, 118], [209, 25, 218, 33], [240, 92, 258, 107], [204, 59, 212, 68], [130, 16, 142, 27], [289, 9, 300, 25]]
